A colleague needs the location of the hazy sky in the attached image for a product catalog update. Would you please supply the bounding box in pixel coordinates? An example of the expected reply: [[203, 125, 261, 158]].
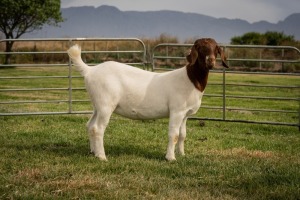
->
[[61, 0, 300, 23]]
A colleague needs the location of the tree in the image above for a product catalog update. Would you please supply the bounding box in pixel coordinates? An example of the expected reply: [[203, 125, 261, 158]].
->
[[231, 32, 263, 45], [231, 31, 296, 45], [0, 0, 63, 64], [264, 31, 295, 45]]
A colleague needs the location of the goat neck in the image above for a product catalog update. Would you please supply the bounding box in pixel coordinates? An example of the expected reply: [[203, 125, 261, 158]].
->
[[186, 61, 209, 92]]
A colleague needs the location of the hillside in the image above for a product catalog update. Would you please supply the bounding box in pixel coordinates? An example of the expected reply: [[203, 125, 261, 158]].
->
[[29, 5, 300, 43]]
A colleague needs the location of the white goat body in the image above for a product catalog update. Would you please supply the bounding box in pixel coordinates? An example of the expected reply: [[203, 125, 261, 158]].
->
[[68, 45, 202, 161], [67, 39, 227, 161], [68, 46, 202, 120], [91, 62, 202, 120]]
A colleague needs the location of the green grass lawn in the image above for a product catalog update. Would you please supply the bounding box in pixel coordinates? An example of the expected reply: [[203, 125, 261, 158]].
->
[[0, 66, 299, 199], [0, 115, 299, 199]]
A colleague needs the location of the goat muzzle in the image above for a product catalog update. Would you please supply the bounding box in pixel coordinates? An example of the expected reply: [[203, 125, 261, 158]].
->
[[205, 56, 216, 69]]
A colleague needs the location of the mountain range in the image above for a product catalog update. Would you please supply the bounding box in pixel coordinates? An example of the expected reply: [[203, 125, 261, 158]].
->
[[29, 5, 300, 43]]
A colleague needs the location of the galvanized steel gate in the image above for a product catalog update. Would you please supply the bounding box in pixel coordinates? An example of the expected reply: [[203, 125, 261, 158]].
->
[[0, 38, 299, 128], [152, 43, 300, 128], [0, 38, 146, 115]]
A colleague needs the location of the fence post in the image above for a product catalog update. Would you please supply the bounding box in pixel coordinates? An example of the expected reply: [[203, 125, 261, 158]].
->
[[166, 46, 169, 67], [68, 39, 73, 114], [222, 46, 226, 121], [281, 49, 285, 72], [259, 50, 262, 70], [298, 98, 300, 131]]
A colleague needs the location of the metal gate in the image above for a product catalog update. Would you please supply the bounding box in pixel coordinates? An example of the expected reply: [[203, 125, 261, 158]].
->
[[0, 38, 299, 128], [152, 43, 300, 128], [0, 38, 146, 115]]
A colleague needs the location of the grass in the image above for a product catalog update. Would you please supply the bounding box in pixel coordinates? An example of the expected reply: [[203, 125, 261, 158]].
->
[[0, 115, 299, 199], [0, 65, 299, 199]]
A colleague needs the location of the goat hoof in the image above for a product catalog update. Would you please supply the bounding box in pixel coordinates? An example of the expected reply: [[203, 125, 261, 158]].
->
[[98, 157, 108, 162], [95, 155, 107, 161], [165, 155, 177, 162]]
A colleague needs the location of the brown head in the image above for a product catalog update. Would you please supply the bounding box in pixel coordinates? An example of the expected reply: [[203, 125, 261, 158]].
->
[[186, 38, 228, 69], [186, 38, 228, 92]]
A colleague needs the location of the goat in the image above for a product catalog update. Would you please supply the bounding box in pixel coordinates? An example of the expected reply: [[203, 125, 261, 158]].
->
[[67, 38, 228, 161]]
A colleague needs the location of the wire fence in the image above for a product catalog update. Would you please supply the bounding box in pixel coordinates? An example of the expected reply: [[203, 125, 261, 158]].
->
[[0, 38, 299, 129], [152, 43, 300, 128], [0, 38, 146, 115]]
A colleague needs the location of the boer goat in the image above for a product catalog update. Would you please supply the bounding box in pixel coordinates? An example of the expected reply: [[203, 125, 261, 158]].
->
[[67, 38, 228, 161]]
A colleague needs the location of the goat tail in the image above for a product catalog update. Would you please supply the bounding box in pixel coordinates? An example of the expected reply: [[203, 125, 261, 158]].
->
[[67, 44, 89, 76]]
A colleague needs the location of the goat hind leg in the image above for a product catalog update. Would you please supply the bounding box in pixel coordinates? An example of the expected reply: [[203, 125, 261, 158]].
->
[[88, 109, 112, 161], [87, 110, 97, 154]]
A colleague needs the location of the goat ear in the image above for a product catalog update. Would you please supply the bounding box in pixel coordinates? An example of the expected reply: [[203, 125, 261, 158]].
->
[[217, 46, 229, 68], [186, 46, 198, 65]]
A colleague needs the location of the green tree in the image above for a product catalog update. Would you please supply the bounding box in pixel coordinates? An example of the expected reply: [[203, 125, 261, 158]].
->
[[231, 31, 296, 45], [231, 32, 263, 45], [264, 31, 295, 45], [0, 0, 63, 64]]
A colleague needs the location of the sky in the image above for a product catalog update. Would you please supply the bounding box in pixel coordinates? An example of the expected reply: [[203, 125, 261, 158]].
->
[[61, 0, 300, 23]]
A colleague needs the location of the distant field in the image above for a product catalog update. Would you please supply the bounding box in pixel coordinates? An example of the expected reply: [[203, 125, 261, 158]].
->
[[0, 66, 300, 199], [1, 38, 299, 72]]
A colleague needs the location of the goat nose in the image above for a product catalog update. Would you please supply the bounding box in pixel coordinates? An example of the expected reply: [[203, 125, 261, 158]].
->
[[206, 56, 215, 64]]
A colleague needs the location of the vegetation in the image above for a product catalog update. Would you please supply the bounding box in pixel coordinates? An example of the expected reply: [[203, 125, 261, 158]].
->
[[229, 32, 300, 71], [0, 33, 299, 199], [231, 31, 297, 46], [0, 113, 299, 199], [0, 0, 63, 64], [1, 33, 299, 72]]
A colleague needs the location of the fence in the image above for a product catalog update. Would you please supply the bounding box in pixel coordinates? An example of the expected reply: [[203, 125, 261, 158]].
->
[[0, 38, 299, 128], [152, 43, 300, 128], [0, 38, 146, 115]]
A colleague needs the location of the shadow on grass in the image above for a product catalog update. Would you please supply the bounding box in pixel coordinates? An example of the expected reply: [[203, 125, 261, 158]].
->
[[106, 143, 165, 161], [5, 141, 89, 158], [5, 140, 165, 161]]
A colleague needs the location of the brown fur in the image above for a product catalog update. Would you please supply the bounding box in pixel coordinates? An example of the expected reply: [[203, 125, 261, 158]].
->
[[186, 38, 228, 92]]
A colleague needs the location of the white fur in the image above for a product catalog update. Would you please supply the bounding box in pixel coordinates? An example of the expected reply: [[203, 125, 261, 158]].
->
[[67, 44, 203, 161]]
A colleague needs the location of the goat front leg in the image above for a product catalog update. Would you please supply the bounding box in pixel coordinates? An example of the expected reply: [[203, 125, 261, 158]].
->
[[178, 117, 187, 156], [165, 113, 185, 161]]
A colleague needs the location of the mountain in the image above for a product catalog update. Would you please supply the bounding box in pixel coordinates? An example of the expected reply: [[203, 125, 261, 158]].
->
[[28, 5, 300, 43]]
